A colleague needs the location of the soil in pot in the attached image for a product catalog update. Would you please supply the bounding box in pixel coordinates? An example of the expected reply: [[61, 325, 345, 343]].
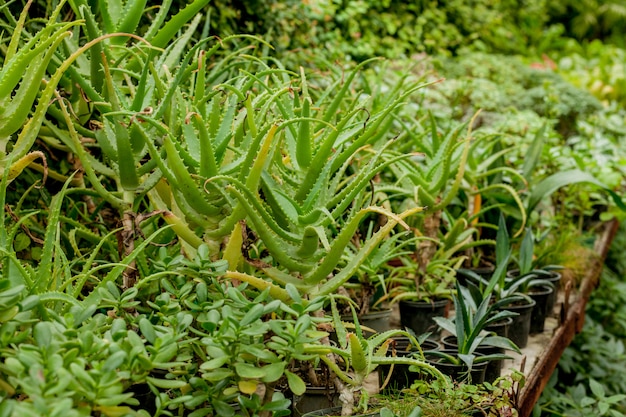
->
[[456, 266, 495, 287], [129, 383, 157, 414], [378, 337, 440, 392], [399, 299, 449, 339], [544, 271, 562, 312], [424, 349, 488, 384], [502, 298, 536, 348], [484, 316, 513, 338], [440, 335, 505, 384], [528, 285, 554, 334], [292, 386, 341, 417]]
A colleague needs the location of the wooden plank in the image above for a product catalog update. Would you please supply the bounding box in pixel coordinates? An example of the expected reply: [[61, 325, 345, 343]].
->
[[517, 220, 620, 417]]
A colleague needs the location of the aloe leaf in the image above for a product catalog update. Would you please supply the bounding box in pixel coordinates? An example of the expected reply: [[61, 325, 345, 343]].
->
[[330, 297, 348, 349], [162, 211, 204, 248], [527, 169, 626, 214], [212, 94, 238, 162], [261, 267, 311, 289], [326, 146, 408, 220], [143, 0, 173, 40], [318, 57, 382, 129], [210, 176, 300, 242], [0, 27, 74, 138], [32, 175, 75, 293], [330, 81, 434, 174], [425, 123, 463, 188], [430, 118, 474, 212], [162, 135, 220, 215], [79, 5, 105, 93], [4, 152, 45, 183], [519, 228, 534, 274], [522, 123, 547, 181], [98, 0, 121, 33], [190, 114, 219, 178], [295, 106, 365, 202], [4, 33, 130, 181], [260, 174, 302, 226], [5, 0, 32, 62], [38, 291, 82, 308], [159, 13, 202, 71], [112, 0, 148, 45], [52, 91, 126, 210], [112, 119, 140, 191], [0, 30, 51, 99], [148, 0, 211, 48], [313, 206, 422, 292], [221, 185, 313, 272], [224, 271, 291, 303]]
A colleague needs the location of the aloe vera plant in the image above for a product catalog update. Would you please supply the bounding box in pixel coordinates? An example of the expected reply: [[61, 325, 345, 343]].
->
[[302, 299, 449, 416], [0, 1, 83, 183]]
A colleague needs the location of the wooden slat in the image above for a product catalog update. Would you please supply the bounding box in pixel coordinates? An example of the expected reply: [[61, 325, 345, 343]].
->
[[517, 220, 620, 417]]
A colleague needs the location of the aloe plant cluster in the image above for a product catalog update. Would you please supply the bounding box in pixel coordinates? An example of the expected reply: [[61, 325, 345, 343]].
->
[[0, 2, 453, 415]]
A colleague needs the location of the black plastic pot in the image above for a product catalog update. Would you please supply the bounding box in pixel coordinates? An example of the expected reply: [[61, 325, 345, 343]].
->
[[378, 337, 440, 392], [485, 316, 513, 338], [502, 298, 536, 348], [424, 349, 487, 384], [399, 298, 449, 339], [456, 266, 495, 287], [292, 386, 340, 417], [544, 271, 562, 312], [440, 335, 506, 384], [507, 270, 562, 315], [302, 406, 380, 416], [528, 285, 554, 334], [341, 308, 393, 337]]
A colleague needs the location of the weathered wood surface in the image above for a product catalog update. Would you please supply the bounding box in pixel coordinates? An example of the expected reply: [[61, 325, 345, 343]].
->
[[516, 220, 620, 417]]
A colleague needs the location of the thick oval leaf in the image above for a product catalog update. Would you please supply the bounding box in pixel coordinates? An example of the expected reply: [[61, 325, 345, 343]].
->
[[199, 356, 231, 371], [285, 370, 306, 395], [261, 362, 286, 383], [234, 363, 266, 379], [139, 318, 156, 344], [201, 368, 234, 382], [146, 376, 187, 389], [238, 379, 259, 394]]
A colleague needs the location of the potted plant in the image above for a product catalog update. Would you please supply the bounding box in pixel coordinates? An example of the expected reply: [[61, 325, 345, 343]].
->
[[302, 300, 450, 416], [381, 219, 478, 338], [382, 250, 459, 338], [507, 227, 564, 330], [457, 214, 546, 347], [429, 278, 521, 384], [377, 333, 441, 393], [336, 228, 421, 335]]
